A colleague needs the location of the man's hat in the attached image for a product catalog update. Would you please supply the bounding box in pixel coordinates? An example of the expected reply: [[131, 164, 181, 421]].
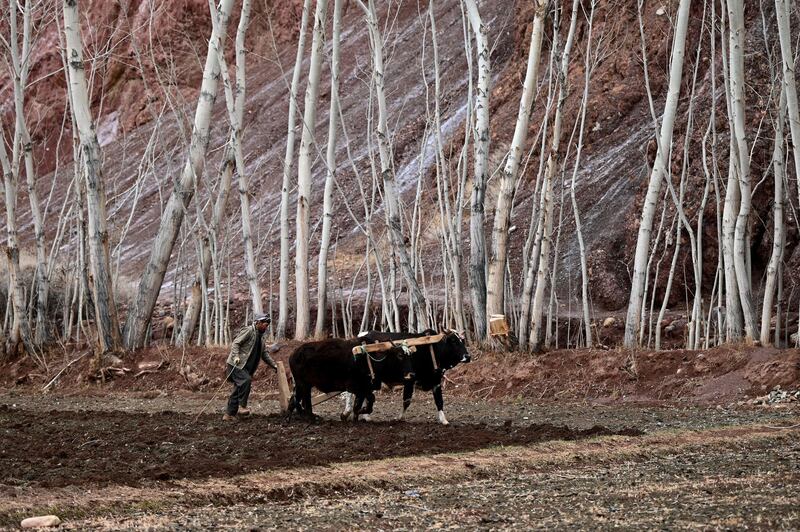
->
[[254, 313, 271, 323]]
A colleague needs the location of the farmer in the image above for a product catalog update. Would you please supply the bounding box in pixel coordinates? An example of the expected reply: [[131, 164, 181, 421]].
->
[[223, 313, 278, 421]]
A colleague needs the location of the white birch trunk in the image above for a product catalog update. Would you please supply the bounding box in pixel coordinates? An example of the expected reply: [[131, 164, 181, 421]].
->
[[9, 1, 48, 346], [429, 4, 465, 332], [570, 0, 596, 348], [655, 219, 682, 350], [64, 0, 122, 353], [208, 0, 260, 317], [178, 151, 234, 345], [718, 6, 744, 341], [122, 0, 235, 349], [623, 0, 692, 348], [530, 1, 578, 351], [486, 0, 546, 319], [294, 0, 328, 339], [315, 0, 343, 337], [462, 0, 490, 340], [775, 0, 800, 236], [761, 91, 786, 345], [726, 0, 757, 341], [359, 0, 428, 330], [277, 0, 311, 338], [0, 122, 32, 356]]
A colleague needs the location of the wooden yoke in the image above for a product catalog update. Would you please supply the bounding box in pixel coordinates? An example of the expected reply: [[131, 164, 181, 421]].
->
[[350, 334, 444, 355]]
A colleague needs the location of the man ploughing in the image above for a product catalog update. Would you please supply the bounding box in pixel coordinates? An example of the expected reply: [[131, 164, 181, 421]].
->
[[223, 313, 278, 421]]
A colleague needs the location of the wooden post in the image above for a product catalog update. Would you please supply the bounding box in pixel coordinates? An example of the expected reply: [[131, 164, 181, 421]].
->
[[276, 361, 291, 412], [312, 392, 341, 406]]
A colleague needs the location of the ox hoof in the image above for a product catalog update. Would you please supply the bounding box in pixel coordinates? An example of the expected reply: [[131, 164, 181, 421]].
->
[[340, 411, 353, 422], [437, 411, 449, 425], [358, 413, 372, 422]]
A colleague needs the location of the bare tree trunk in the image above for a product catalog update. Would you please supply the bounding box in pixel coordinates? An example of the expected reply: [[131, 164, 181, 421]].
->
[[294, 0, 328, 339], [718, 4, 744, 342], [0, 122, 33, 357], [486, 0, 546, 319], [177, 151, 234, 345], [530, 0, 578, 351], [462, 0, 490, 340], [8, 0, 48, 346], [64, 0, 122, 353], [358, 0, 428, 330], [776, 0, 800, 238], [727, 0, 756, 341], [623, 0, 692, 348], [315, 0, 343, 337], [208, 0, 261, 317], [122, 0, 235, 349], [761, 90, 786, 345], [277, 0, 312, 338], [232, 0, 261, 315], [655, 218, 682, 350], [570, 0, 596, 348], [428, 4, 465, 332]]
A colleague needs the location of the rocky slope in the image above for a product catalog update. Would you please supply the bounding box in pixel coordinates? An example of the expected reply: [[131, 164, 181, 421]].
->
[[3, 0, 794, 323]]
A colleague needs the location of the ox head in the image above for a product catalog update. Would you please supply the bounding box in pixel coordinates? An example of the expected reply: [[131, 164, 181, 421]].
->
[[438, 329, 471, 368]]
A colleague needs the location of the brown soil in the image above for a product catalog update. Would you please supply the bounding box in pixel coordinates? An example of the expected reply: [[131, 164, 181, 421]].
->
[[0, 394, 797, 529], [457, 344, 800, 404], [0, 405, 639, 490]]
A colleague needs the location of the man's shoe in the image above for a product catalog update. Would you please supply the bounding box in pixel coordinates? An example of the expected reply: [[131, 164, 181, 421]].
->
[[222, 413, 238, 422], [238, 407, 251, 417]]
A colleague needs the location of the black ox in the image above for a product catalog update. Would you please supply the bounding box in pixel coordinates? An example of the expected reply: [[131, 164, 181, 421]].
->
[[288, 330, 470, 424]]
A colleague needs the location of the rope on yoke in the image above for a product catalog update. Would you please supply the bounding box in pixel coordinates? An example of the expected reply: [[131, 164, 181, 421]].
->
[[360, 343, 375, 380]]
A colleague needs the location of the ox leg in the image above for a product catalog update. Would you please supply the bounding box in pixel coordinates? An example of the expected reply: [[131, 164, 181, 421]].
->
[[340, 392, 354, 421], [398, 381, 415, 421], [359, 390, 375, 421], [352, 392, 366, 422], [432, 384, 448, 425], [299, 384, 313, 418]]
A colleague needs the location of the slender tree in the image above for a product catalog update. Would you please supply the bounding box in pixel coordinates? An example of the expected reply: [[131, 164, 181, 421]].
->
[[727, 0, 757, 341], [64, 0, 123, 353], [486, 0, 547, 321], [315, 0, 343, 337], [623, 0, 692, 348], [277, 0, 312, 339], [123, 0, 236, 349], [569, 0, 597, 348], [0, 121, 33, 357], [462, 0, 490, 340], [358, 0, 428, 330], [761, 90, 786, 345], [8, 0, 49, 345], [530, 0, 579, 351], [209, 0, 262, 316], [177, 150, 234, 346], [294, 0, 328, 339], [775, 0, 800, 230]]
